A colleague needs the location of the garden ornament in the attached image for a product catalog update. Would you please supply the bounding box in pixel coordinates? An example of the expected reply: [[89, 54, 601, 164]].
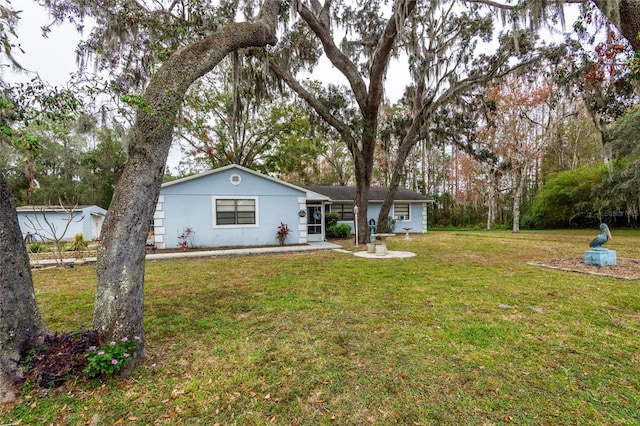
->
[[589, 223, 612, 249]]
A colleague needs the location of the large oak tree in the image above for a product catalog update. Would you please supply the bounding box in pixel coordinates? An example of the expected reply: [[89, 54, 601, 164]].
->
[[0, 1, 282, 394], [0, 172, 46, 403], [90, 1, 282, 365], [266, 0, 587, 237]]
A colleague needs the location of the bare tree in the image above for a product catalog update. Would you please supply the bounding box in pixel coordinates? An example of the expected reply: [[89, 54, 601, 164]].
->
[[22, 202, 84, 265]]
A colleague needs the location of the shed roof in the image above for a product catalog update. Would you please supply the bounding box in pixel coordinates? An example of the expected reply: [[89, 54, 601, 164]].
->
[[15, 205, 105, 213]]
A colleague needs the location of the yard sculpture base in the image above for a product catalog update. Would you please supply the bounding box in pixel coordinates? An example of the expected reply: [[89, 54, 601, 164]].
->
[[584, 248, 617, 266]]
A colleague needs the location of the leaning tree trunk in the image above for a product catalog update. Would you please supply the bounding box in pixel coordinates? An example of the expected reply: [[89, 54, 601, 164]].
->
[[593, 0, 640, 51], [94, 4, 280, 369], [0, 172, 46, 403], [377, 132, 417, 231], [377, 96, 428, 230]]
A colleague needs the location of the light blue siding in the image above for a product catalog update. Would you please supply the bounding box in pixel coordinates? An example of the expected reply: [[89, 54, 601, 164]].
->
[[17, 206, 106, 242], [338, 202, 428, 235], [157, 166, 308, 248]]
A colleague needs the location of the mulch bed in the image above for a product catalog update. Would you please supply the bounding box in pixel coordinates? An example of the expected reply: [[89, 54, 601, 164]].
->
[[24, 331, 101, 388], [530, 257, 640, 280]]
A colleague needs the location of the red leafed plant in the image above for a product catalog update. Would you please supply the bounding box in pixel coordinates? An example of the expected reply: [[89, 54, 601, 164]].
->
[[276, 222, 290, 246]]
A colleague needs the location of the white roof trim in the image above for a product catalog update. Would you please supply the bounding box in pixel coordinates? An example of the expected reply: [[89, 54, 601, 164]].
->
[[161, 164, 331, 201], [15, 205, 106, 213]]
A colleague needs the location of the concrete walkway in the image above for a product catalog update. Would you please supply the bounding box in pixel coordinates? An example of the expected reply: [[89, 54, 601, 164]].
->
[[30, 241, 343, 267], [147, 241, 342, 260]]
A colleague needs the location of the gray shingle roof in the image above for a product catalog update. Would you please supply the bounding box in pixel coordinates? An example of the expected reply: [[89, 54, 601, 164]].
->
[[303, 185, 433, 202]]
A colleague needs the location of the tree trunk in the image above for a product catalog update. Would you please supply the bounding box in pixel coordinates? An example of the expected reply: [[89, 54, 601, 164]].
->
[[377, 154, 407, 232], [593, 0, 640, 51], [487, 177, 496, 231], [354, 130, 376, 243], [94, 4, 280, 368], [0, 172, 46, 403], [270, 0, 418, 244], [355, 163, 372, 243], [512, 190, 521, 233], [512, 165, 527, 233]]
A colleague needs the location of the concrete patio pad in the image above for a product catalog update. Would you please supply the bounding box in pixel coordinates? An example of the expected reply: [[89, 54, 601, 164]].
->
[[353, 250, 416, 259]]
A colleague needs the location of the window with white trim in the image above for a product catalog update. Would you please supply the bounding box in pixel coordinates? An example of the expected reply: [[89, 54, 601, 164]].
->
[[214, 198, 257, 226], [393, 203, 410, 221], [332, 203, 354, 221]]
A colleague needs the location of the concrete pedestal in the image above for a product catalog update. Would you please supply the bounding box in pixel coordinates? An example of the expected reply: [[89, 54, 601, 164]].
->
[[584, 248, 617, 266]]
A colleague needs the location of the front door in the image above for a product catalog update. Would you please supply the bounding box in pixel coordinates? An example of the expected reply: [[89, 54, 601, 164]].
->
[[306, 205, 323, 242]]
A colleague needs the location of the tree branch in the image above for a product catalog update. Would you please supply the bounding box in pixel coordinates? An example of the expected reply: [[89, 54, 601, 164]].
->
[[267, 59, 356, 152], [468, 0, 586, 10], [368, 0, 417, 115], [295, 1, 369, 111]]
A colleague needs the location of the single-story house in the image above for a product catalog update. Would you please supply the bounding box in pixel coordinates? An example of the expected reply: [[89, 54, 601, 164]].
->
[[304, 185, 433, 235], [16, 205, 107, 243], [153, 164, 330, 249], [153, 164, 434, 249]]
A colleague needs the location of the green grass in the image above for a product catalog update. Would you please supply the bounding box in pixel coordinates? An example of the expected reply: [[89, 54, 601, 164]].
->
[[3, 230, 640, 425]]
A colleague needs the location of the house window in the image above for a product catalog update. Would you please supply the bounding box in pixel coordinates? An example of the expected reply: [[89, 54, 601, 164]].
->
[[333, 203, 354, 221], [214, 198, 257, 226], [393, 203, 410, 221]]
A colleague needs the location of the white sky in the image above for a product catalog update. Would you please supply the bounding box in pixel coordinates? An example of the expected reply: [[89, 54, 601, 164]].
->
[[9, 2, 410, 95], [8, 2, 82, 86]]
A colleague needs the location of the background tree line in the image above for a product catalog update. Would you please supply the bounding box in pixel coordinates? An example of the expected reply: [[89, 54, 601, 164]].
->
[[4, 68, 639, 230], [4, 1, 639, 233]]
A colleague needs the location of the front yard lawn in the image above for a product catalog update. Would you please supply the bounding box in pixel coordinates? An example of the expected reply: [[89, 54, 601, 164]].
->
[[3, 230, 640, 425]]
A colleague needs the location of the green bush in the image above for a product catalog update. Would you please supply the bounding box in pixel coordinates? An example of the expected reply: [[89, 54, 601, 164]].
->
[[67, 233, 88, 251], [326, 223, 351, 238], [85, 336, 139, 378], [326, 212, 339, 228], [28, 242, 50, 253], [524, 165, 606, 228]]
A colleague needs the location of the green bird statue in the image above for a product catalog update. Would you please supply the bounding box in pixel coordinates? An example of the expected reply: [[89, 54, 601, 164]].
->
[[590, 223, 612, 249]]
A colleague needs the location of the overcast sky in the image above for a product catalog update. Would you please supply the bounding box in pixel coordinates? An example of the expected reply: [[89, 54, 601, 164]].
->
[[8, 1, 82, 86], [10, 2, 413, 96]]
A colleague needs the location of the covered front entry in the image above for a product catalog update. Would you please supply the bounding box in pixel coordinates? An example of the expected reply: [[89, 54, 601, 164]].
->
[[306, 204, 323, 242]]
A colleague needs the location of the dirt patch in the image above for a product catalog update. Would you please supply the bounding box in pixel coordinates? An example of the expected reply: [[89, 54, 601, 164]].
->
[[531, 256, 640, 280]]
